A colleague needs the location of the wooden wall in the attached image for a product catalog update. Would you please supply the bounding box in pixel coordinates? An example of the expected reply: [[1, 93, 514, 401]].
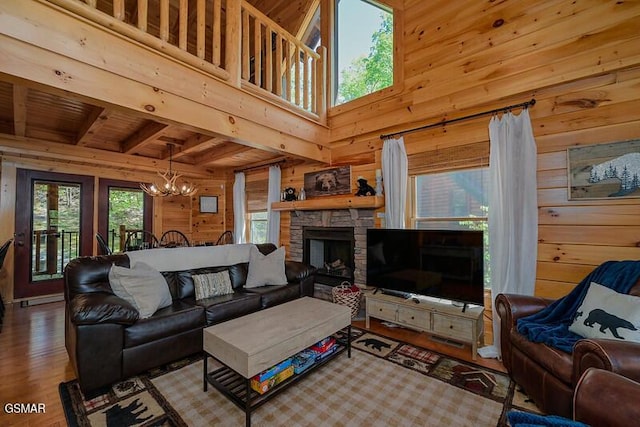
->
[[0, 153, 226, 302], [275, 0, 640, 300]]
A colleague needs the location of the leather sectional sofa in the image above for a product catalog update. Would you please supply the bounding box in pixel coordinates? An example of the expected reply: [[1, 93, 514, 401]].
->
[[64, 243, 316, 394]]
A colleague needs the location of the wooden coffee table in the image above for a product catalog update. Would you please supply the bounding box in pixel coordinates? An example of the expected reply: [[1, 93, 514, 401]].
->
[[203, 297, 351, 427]]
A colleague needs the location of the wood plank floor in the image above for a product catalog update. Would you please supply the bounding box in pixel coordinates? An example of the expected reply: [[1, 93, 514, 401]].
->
[[0, 300, 504, 426]]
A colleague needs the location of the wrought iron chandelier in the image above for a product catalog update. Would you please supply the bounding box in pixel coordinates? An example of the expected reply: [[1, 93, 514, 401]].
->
[[140, 144, 197, 197]]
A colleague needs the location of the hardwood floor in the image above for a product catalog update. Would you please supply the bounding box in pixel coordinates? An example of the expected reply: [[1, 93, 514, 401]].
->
[[0, 299, 504, 426], [0, 301, 74, 427]]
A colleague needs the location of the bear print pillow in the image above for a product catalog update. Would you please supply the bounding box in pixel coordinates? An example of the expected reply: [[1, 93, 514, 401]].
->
[[569, 282, 640, 343]]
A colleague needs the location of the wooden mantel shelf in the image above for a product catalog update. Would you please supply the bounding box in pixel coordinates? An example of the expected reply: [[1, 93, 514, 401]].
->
[[271, 195, 384, 211]]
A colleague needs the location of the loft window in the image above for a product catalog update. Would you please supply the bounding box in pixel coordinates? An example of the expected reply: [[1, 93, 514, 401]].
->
[[334, 0, 393, 105]]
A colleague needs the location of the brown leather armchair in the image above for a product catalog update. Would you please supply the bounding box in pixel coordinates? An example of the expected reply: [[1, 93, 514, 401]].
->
[[495, 276, 640, 418], [574, 368, 640, 426]]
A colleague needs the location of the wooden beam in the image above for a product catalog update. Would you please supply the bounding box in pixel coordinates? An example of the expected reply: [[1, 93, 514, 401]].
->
[[75, 106, 109, 146], [12, 84, 27, 137], [121, 122, 169, 154], [0, 133, 212, 178], [196, 142, 253, 165], [169, 133, 217, 160]]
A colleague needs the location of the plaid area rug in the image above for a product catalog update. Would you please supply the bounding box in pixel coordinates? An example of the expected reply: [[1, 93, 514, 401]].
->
[[59, 328, 541, 427]]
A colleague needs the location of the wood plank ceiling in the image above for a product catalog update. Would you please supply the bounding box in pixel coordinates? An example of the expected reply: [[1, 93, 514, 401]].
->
[[0, 0, 319, 173]]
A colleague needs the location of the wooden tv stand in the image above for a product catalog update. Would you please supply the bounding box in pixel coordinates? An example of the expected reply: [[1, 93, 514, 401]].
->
[[365, 293, 484, 360]]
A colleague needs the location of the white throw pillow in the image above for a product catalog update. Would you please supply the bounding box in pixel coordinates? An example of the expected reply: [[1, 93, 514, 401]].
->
[[569, 282, 640, 343], [245, 245, 287, 288], [192, 270, 233, 300], [108, 262, 173, 318]]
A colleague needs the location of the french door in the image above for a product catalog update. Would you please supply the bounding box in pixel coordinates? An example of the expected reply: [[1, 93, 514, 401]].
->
[[14, 169, 94, 299], [97, 178, 153, 253]]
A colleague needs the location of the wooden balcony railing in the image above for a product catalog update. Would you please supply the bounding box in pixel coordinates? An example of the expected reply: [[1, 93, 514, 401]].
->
[[47, 0, 326, 122]]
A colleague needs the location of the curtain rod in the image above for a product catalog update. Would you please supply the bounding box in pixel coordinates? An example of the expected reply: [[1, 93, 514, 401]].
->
[[234, 158, 286, 174], [380, 98, 536, 140]]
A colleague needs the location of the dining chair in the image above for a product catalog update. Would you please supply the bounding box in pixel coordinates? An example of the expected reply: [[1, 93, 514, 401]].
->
[[215, 230, 234, 245], [96, 233, 112, 255], [160, 230, 190, 248], [124, 230, 159, 251]]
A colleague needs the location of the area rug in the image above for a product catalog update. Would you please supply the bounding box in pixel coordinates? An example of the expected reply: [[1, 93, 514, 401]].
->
[[59, 328, 541, 426]]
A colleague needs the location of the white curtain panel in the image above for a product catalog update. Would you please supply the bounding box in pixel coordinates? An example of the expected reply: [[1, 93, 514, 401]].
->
[[486, 109, 538, 358], [382, 136, 408, 229], [233, 172, 247, 244], [267, 165, 281, 245]]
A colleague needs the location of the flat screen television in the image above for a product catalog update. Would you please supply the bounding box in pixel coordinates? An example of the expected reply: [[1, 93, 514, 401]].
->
[[366, 228, 484, 307]]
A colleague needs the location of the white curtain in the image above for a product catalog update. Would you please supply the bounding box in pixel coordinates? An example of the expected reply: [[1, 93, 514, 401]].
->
[[233, 172, 247, 244], [382, 136, 408, 229], [485, 109, 538, 358], [266, 165, 281, 245]]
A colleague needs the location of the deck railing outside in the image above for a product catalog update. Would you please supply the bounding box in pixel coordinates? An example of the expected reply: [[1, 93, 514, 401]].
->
[[32, 230, 79, 280], [47, 0, 326, 121]]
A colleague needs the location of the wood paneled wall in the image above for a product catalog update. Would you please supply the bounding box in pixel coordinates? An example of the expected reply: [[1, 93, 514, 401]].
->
[[277, 0, 640, 300], [0, 154, 225, 302]]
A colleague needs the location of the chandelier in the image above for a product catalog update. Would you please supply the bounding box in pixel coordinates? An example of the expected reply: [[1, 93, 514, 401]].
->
[[140, 144, 198, 197]]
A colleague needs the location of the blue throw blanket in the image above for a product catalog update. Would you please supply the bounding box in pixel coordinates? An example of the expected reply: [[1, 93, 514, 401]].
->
[[507, 410, 588, 427], [517, 260, 640, 353]]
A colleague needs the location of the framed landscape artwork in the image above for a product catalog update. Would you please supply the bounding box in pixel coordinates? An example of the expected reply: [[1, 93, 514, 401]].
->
[[303, 166, 352, 198], [568, 139, 640, 200]]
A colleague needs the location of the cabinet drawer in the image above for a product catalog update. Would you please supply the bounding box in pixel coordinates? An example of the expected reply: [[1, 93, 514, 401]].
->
[[397, 307, 429, 328], [367, 299, 397, 321], [432, 314, 473, 341]]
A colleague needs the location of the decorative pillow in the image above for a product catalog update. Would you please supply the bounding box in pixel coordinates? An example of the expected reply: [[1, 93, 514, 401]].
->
[[108, 262, 173, 319], [245, 245, 287, 288], [569, 282, 640, 343], [192, 270, 233, 300]]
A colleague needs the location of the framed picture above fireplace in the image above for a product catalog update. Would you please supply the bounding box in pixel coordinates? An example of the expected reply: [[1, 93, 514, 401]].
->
[[303, 166, 352, 198]]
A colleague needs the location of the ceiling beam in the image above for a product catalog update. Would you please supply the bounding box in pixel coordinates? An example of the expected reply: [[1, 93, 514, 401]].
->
[[196, 142, 254, 165], [168, 133, 218, 160], [12, 84, 28, 137], [76, 106, 110, 146], [0, 133, 213, 178], [121, 121, 169, 154]]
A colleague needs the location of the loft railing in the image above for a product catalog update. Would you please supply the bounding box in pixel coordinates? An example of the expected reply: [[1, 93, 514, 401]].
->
[[46, 0, 326, 121]]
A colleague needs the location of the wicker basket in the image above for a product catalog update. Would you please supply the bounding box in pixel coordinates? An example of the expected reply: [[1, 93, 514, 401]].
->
[[331, 282, 362, 319]]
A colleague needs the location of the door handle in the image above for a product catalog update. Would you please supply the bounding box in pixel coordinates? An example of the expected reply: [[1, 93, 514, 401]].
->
[[14, 232, 25, 247]]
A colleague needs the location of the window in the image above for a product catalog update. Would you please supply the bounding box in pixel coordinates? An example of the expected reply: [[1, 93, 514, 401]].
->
[[334, 0, 393, 105], [413, 168, 490, 286], [107, 187, 145, 250], [249, 211, 268, 244]]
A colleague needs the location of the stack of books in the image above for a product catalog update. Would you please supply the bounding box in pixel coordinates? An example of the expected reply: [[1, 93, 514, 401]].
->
[[250, 358, 294, 394], [292, 337, 339, 374]]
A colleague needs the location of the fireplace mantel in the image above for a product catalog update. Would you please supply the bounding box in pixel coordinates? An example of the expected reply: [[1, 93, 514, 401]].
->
[[271, 195, 384, 211]]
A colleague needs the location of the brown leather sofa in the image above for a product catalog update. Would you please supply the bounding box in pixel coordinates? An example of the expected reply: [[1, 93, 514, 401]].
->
[[574, 368, 640, 426], [64, 243, 316, 394], [495, 276, 640, 418]]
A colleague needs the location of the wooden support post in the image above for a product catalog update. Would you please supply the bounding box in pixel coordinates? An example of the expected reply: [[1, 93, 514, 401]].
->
[[197, 0, 205, 59], [226, 0, 242, 87], [159, 0, 169, 41], [137, 0, 148, 32], [178, 0, 188, 50], [315, 46, 327, 123], [212, 0, 222, 66]]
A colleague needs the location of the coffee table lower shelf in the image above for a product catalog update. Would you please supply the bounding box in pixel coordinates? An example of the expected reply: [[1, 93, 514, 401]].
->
[[203, 336, 351, 426]]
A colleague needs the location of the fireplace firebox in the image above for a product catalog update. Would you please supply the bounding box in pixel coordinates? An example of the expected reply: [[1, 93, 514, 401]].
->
[[303, 227, 355, 287]]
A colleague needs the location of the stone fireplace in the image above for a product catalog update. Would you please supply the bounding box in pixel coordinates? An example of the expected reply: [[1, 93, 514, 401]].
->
[[289, 209, 375, 287], [303, 226, 355, 286]]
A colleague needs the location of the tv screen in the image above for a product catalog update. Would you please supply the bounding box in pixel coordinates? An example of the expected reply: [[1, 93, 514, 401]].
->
[[366, 229, 484, 306]]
